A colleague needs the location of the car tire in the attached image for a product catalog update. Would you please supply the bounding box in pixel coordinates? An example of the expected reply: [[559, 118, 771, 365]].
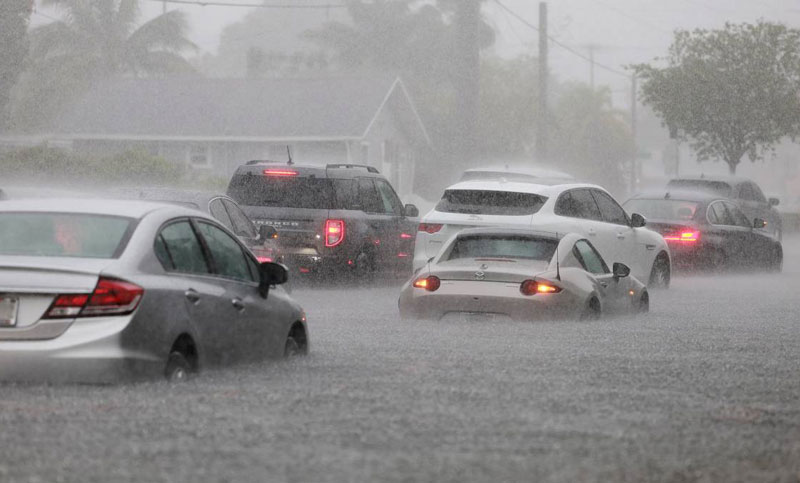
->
[[768, 245, 783, 273], [648, 252, 671, 289], [165, 351, 192, 382], [353, 249, 375, 282], [580, 298, 601, 321], [284, 336, 301, 357], [638, 290, 650, 314]]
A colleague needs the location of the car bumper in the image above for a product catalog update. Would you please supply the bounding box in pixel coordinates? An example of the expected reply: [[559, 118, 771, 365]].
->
[[398, 280, 582, 321], [0, 316, 162, 384]]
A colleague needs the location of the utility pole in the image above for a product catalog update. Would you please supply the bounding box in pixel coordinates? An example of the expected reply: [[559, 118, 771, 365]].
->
[[630, 74, 638, 193], [589, 45, 595, 89], [454, 0, 480, 165], [536, 2, 548, 162]]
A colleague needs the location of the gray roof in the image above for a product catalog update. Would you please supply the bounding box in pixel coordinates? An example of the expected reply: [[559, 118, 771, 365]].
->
[[56, 75, 420, 140]]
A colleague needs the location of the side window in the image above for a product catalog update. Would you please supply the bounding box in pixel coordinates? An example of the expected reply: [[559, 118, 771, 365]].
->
[[724, 202, 751, 228], [749, 183, 766, 203], [156, 220, 210, 274], [573, 240, 609, 274], [554, 191, 578, 217], [709, 201, 734, 226], [571, 189, 603, 221], [590, 189, 629, 225], [332, 179, 357, 210], [196, 221, 254, 282], [209, 199, 233, 231], [358, 178, 384, 213], [222, 199, 257, 238], [374, 179, 403, 215]]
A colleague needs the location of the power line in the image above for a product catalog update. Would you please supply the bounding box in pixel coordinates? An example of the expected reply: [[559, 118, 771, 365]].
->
[[492, 0, 629, 78], [144, 0, 346, 8]]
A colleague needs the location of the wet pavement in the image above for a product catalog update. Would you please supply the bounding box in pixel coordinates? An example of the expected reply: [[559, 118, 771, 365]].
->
[[2, 237, 800, 482]]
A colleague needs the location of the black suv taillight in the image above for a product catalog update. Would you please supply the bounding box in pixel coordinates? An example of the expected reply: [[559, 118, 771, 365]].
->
[[325, 219, 345, 247]]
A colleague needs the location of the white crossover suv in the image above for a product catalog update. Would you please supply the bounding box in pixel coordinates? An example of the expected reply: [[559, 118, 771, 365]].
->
[[413, 180, 672, 287]]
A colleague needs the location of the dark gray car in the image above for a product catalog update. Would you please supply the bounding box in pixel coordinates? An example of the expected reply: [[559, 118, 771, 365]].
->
[[0, 198, 308, 383]]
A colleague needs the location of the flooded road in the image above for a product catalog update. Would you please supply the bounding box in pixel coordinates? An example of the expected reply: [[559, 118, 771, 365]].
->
[[2, 238, 800, 482]]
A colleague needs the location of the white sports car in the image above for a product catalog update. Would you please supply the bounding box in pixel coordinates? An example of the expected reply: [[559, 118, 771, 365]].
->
[[400, 228, 649, 321], [413, 179, 671, 288]]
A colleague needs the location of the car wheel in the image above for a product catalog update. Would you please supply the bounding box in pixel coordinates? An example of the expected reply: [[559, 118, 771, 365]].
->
[[648, 252, 671, 289], [165, 351, 192, 382], [579, 298, 601, 321], [284, 336, 301, 357], [353, 249, 375, 282], [769, 245, 783, 273], [638, 290, 650, 314]]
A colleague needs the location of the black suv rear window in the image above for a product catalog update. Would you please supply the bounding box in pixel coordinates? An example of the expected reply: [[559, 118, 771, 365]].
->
[[228, 174, 355, 210], [435, 189, 547, 216]]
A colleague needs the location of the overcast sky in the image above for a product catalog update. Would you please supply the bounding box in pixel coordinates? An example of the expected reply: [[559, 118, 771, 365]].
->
[[32, 0, 800, 107]]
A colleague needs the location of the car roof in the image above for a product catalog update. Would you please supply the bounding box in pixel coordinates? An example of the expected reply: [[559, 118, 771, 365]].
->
[[234, 161, 382, 179], [667, 176, 749, 185], [627, 190, 722, 203], [111, 187, 228, 209], [461, 165, 574, 181], [455, 227, 566, 240], [0, 197, 200, 219], [443, 180, 603, 196]]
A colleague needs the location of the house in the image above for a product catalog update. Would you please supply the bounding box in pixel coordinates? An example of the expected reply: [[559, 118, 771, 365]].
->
[[18, 75, 431, 198]]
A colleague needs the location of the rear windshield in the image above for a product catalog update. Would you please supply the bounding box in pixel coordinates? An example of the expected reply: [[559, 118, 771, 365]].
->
[[435, 190, 547, 216], [623, 199, 700, 221], [447, 235, 558, 261], [666, 180, 732, 197], [228, 173, 354, 210], [0, 213, 133, 258]]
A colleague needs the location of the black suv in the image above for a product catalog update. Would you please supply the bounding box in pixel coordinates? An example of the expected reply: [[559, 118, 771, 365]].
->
[[666, 177, 782, 240], [227, 162, 419, 278]]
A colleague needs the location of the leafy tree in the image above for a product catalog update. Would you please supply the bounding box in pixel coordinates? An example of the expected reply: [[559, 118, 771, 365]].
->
[[11, 0, 195, 130], [0, 0, 31, 130], [633, 21, 800, 174], [549, 83, 633, 195]]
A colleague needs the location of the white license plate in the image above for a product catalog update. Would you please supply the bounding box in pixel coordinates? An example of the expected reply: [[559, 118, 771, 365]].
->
[[0, 296, 19, 327]]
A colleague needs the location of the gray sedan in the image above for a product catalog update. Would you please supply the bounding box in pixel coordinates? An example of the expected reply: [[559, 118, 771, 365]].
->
[[399, 228, 649, 321], [0, 198, 308, 383]]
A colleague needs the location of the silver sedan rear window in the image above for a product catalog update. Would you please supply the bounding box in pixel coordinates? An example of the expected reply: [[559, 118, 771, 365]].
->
[[0, 213, 133, 258]]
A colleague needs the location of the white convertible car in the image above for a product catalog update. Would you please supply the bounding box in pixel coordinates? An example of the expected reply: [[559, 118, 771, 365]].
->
[[413, 180, 671, 288], [400, 228, 649, 321]]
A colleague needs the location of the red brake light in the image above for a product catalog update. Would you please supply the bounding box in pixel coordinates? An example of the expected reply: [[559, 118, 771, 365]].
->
[[664, 230, 700, 243], [44, 278, 143, 319], [256, 256, 273, 263], [325, 219, 345, 247], [413, 275, 441, 292], [520, 280, 562, 296], [263, 169, 298, 177], [418, 223, 443, 234]]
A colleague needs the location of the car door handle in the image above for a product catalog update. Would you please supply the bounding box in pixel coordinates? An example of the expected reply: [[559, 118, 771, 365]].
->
[[231, 297, 246, 311], [185, 289, 200, 303], [616, 233, 625, 239], [599, 281, 608, 288], [587, 229, 597, 236]]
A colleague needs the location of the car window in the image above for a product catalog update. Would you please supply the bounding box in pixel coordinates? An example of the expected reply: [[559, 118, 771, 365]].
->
[[708, 202, 732, 225], [447, 235, 558, 261], [590, 190, 629, 225], [228, 173, 336, 209], [435, 189, 547, 216], [156, 220, 210, 274], [374, 179, 404, 215], [209, 199, 233, 231], [573, 240, 609, 274], [332, 179, 358, 210], [358, 178, 384, 213], [555, 189, 602, 221], [222, 199, 257, 238], [737, 183, 754, 201], [667, 180, 732, 197], [749, 183, 767, 203], [724, 201, 751, 228], [196, 221, 255, 282], [623, 199, 699, 221]]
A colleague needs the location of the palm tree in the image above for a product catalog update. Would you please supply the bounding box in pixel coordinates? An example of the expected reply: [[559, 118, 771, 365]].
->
[[11, 0, 194, 130], [32, 0, 195, 77]]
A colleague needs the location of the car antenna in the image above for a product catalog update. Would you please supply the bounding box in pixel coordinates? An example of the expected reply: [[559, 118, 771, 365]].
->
[[286, 145, 293, 165], [555, 232, 561, 281]]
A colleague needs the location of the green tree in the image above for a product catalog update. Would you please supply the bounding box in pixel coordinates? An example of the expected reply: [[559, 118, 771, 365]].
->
[[633, 21, 800, 174], [0, 0, 31, 130], [12, 0, 195, 130], [549, 84, 633, 195]]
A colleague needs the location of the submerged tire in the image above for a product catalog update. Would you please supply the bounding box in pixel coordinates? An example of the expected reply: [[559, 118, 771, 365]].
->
[[580, 298, 601, 321], [638, 290, 650, 314], [284, 336, 301, 357], [165, 352, 192, 382], [648, 253, 671, 289]]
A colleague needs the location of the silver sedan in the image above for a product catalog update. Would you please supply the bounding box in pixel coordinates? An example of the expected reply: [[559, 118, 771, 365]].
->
[[0, 198, 308, 383], [398, 228, 649, 321]]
